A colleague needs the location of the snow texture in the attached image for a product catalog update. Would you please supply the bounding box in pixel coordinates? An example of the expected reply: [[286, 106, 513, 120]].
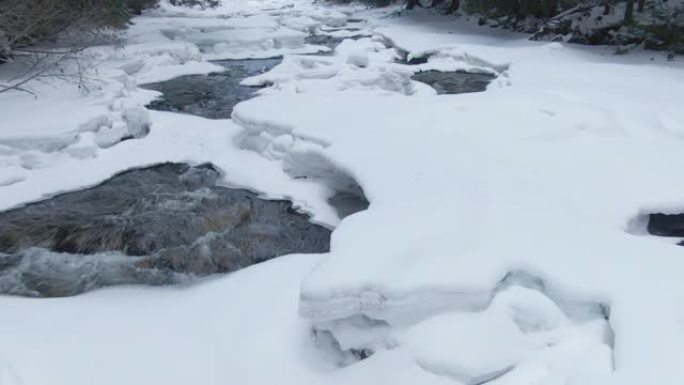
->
[[1, 0, 684, 384]]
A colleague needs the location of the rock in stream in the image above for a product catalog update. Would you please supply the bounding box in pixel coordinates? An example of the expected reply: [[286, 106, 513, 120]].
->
[[0, 163, 331, 297], [411, 70, 496, 94]]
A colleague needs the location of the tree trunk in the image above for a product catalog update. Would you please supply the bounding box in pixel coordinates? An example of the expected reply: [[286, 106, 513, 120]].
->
[[544, 0, 558, 17], [624, 0, 634, 23], [603, 0, 611, 15], [637, 0, 645, 13], [447, 0, 460, 14], [512, 0, 520, 18]]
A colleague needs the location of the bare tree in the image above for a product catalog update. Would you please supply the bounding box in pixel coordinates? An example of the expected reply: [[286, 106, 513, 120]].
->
[[624, 0, 635, 22], [0, 0, 135, 95], [0, 33, 121, 96]]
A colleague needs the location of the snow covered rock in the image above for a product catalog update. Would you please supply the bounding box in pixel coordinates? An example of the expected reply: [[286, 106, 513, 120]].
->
[[307, 283, 614, 385]]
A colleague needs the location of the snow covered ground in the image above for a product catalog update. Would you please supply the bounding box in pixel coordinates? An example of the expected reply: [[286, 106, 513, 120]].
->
[[1, 0, 684, 384]]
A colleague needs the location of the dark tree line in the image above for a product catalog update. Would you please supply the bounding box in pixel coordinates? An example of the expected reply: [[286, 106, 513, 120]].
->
[[406, 0, 665, 22], [404, 0, 683, 55]]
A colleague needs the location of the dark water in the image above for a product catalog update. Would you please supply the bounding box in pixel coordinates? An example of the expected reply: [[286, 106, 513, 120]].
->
[[304, 33, 372, 55], [0, 163, 331, 297], [648, 213, 684, 237], [305, 34, 347, 50], [648, 213, 684, 245], [411, 70, 497, 94], [141, 58, 282, 119]]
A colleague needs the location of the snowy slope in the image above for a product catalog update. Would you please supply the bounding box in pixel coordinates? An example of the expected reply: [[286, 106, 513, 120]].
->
[[2, 1, 684, 385], [235, 8, 684, 385]]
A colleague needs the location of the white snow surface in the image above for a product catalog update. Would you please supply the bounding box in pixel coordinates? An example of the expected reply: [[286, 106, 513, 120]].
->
[[1, 0, 684, 384]]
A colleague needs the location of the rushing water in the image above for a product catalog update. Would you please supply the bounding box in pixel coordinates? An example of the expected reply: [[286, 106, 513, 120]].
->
[[0, 163, 331, 297]]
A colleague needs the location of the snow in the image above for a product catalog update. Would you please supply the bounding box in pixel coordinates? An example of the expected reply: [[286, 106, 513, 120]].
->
[[397, 286, 614, 384], [2, 0, 684, 384], [0, 254, 323, 385]]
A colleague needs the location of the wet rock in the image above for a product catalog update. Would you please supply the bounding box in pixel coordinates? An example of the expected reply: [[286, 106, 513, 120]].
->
[[141, 58, 282, 119], [392, 46, 431, 65], [0, 163, 331, 297], [395, 54, 431, 65], [411, 70, 496, 94]]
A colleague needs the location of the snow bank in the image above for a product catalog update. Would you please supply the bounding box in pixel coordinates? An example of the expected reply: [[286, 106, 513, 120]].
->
[[232, 9, 684, 385], [2, 0, 684, 384], [0, 254, 324, 385]]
